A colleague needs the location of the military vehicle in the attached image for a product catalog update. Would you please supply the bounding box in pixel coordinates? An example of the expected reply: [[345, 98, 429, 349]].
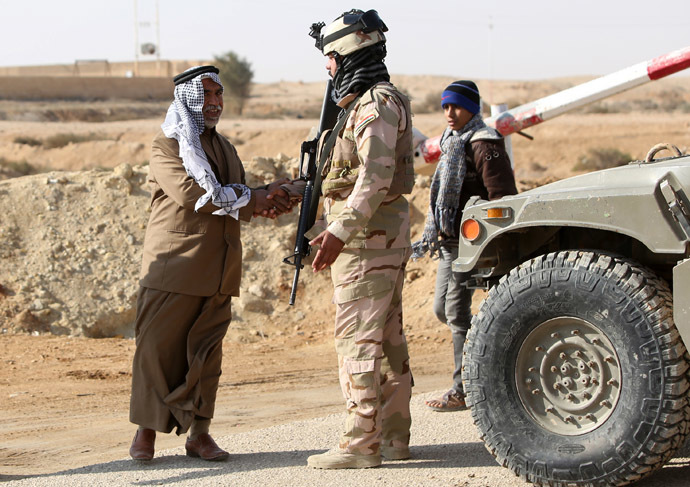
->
[[453, 143, 690, 486]]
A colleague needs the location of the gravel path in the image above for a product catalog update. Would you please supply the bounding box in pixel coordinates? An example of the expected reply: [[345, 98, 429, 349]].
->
[[3, 392, 689, 487]]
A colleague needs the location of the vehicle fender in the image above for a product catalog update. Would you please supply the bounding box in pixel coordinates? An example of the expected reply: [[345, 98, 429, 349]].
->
[[672, 258, 690, 348]]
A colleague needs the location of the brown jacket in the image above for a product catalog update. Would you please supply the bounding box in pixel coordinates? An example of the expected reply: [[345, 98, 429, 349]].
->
[[444, 133, 517, 240], [139, 129, 256, 297]]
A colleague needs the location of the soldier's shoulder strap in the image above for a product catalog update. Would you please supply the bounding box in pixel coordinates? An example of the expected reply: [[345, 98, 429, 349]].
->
[[307, 95, 363, 222]]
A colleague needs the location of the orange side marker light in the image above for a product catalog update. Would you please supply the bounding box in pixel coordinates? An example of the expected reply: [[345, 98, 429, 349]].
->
[[461, 218, 481, 242]]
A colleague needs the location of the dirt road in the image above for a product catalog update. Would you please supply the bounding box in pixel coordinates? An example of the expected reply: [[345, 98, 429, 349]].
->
[[0, 328, 454, 477], [2, 331, 690, 486]]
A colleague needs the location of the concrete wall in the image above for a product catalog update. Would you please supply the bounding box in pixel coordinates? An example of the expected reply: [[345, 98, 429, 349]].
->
[[0, 76, 174, 101], [0, 60, 214, 101], [0, 59, 209, 78], [0, 60, 220, 100]]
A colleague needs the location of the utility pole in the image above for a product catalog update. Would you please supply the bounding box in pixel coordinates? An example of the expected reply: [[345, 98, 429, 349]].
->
[[155, 0, 161, 76], [133, 0, 139, 76], [133, 0, 161, 77]]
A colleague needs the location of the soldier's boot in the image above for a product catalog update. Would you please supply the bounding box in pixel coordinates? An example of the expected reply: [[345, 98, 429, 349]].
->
[[310, 364, 383, 469], [381, 445, 410, 460], [307, 449, 381, 469]]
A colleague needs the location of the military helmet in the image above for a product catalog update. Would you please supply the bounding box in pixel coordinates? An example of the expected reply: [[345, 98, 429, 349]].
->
[[310, 9, 388, 57]]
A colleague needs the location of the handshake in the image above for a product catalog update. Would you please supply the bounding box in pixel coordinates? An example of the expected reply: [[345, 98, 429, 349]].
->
[[252, 177, 306, 219]]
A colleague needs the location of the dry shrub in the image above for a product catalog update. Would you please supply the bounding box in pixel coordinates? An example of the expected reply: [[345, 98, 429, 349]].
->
[[657, 89, 686, 112], [581, 100, 635, 114], [529, 161, 547, 172], [0, 157, 37, 176], [583, 103, 615, 114], [14, 136, 42, 147], [573, 147, 632, 172], [43, 133, 107, 149], [411, 91, 442, 114]]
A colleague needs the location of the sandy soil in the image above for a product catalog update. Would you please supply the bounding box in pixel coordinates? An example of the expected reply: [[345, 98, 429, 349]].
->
[[1, 73, 690, 479], [0, 324, 460, 476]]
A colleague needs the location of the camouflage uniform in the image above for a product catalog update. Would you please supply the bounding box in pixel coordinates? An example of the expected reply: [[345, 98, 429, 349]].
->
[[319, 81, 415, 456]]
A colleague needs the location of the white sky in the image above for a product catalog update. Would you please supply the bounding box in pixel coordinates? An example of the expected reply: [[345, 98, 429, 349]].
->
[[2, 0, 689, 84]]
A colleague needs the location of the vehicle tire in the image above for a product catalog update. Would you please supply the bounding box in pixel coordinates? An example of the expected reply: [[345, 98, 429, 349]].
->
[[462, 250, 690, 487]]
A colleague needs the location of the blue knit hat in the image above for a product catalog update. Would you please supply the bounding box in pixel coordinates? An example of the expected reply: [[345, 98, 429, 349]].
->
[[441, 80, 480, 114]]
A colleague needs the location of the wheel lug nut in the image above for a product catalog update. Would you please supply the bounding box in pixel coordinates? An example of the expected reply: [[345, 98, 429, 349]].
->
[[545, 406, 555, 413], [532, 389, 542, 395], [588, 361, 596, 367], [559, 352, 567, 359], [550, 366, 558, 373], [600, 400, 611, 407], [604, 356, 614, 363], [583, 392, 592, 399], [566, 394, 575, 401], [535, 346, 545, 352], [564, 415, 576, 423], [571, 329, 581, 335], [592, 338, 602, 345], [551, 332, 560, 338], [586, 413, 596, 421], [528, 367, 537, 373], [575, 351, 583, 358], [607, 379, 618, 386], [526, 378, 533, 385]]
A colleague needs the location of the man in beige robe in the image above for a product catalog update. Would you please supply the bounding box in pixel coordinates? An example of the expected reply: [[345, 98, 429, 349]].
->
[[128, 65, 290, 462]]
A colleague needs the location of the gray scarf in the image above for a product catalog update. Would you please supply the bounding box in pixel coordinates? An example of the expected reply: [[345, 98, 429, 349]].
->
[[412, 112, 486, 258]]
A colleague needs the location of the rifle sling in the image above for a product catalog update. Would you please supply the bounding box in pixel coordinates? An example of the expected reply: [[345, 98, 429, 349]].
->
[[307, 96, 361, 226]]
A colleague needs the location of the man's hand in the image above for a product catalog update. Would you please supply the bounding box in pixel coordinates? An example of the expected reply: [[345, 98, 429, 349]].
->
[[309, 230, 344, 272], [253, 178, 295, 219]]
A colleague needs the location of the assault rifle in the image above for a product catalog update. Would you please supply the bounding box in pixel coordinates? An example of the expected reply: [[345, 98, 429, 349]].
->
[[283, 80, 341, 305]]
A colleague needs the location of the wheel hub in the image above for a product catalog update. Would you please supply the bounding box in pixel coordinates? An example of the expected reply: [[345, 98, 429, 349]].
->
[[515, 317, 622, 435]]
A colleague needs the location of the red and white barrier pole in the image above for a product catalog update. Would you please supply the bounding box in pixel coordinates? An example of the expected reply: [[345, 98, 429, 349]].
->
[[417, 45, 690, 165]]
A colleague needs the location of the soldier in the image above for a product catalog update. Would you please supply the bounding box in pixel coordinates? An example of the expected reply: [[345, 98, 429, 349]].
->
[[413, 80, 517, 412], [304, 9, 415, 469]]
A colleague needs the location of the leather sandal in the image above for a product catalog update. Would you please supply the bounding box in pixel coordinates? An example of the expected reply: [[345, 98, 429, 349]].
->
[[425, 390, 467, 412]]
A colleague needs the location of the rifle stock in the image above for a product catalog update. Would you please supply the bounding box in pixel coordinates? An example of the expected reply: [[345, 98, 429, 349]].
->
[[283, 80, 340, 305]]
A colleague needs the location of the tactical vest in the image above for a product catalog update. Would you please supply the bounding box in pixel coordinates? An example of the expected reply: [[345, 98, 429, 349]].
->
[[321, 83, 415, 197]]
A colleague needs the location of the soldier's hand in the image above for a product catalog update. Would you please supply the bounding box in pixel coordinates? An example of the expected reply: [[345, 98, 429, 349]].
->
[[266, 177, 290, 194], [309, 230, 344, 272], [279, 178, 306, 201]]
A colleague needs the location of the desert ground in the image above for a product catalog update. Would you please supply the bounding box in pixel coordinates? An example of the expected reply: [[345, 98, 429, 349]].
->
[[1, 72, 690, 484]]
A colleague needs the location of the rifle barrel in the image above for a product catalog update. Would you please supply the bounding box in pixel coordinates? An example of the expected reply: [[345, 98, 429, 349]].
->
[[289, 259, 301, 306]]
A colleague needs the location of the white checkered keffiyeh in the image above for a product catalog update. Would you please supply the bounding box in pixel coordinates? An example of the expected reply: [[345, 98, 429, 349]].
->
[[161, 70, 251, 219]]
